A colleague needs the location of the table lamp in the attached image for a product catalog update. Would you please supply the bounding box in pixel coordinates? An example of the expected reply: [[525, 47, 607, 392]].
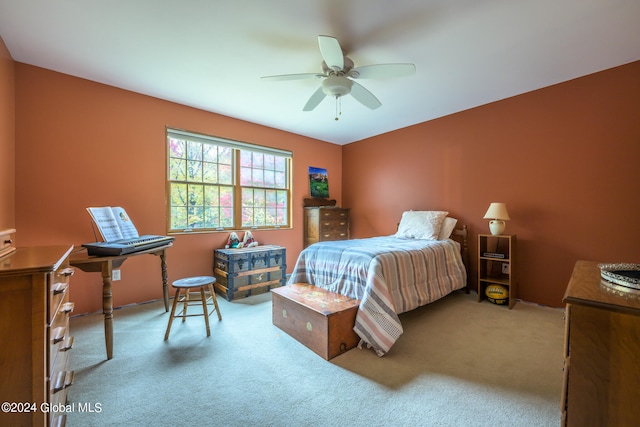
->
[[483, 202, 510, 235]]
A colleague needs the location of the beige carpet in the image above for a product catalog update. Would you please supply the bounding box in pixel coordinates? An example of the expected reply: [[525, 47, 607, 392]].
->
[[67, 290, 564, 426]]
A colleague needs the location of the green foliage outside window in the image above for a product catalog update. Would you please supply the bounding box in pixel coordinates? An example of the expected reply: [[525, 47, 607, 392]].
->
[[167, 130, 291, 232]]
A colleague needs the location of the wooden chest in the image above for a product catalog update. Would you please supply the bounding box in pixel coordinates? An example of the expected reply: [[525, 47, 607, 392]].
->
[[213, 245, 286, 301], [271, 283, 360, 360], [303, 207, 350, 248]]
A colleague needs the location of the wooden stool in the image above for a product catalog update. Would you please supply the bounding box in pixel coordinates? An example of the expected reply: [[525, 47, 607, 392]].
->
[[164, 276, 222, 340]]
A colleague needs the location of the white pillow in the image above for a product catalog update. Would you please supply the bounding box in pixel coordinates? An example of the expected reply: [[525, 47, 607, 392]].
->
[[438, 217, 458, 240], [395, 211, 449, 240]]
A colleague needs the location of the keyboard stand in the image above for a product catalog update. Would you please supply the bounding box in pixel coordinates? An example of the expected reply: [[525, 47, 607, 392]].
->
[[69, 242, 173, 360]]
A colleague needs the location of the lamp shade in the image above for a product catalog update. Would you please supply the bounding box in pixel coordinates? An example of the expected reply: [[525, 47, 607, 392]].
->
[[483, 203, 510, 220]]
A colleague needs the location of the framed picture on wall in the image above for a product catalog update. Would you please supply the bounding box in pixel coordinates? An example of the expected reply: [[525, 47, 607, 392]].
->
[[308, 166, 329, 198]]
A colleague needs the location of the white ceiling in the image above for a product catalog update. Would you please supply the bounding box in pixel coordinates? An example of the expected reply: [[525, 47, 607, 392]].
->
[[1, 1, 639, 145]]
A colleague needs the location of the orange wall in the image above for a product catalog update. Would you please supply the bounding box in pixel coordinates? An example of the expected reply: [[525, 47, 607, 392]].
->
[[14, 64, 342, 314], [0, 37, 15, 230], [343, 61, 640, 307]]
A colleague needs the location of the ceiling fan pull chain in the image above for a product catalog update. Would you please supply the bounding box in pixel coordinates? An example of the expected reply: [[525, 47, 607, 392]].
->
[[335, 95, 340, 121]]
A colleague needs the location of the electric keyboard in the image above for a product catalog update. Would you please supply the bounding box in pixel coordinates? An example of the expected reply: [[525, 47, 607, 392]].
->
[[83, 235, 175, 256]]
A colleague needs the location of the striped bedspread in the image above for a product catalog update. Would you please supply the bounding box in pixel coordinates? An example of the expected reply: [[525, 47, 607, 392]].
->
[[287, 236, 467, 356]]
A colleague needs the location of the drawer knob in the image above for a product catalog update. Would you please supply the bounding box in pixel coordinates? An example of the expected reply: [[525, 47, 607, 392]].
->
[[61, 302, 75, 314], [61, 336, 75, 352], [52, 282, 68, 295], [52, 371, 75, 394], [52, 326, 66, 344], [59, 268, 75, 277]]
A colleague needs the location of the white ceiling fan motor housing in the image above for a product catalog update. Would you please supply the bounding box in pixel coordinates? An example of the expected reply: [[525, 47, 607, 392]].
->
[[322, 75, 352, 97]]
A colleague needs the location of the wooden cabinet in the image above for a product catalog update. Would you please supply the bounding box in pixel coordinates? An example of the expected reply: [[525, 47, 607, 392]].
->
[[213, 245, 286, 301], [477, 234, 516, 308], [561, 260, 640, 426], [0, 245, 74, 427], [303, 207, 350, 248]]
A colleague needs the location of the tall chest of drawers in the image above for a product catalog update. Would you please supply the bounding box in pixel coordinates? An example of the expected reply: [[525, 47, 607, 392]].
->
[[0, 245, 75, 426], [303, 207, 350, 248]]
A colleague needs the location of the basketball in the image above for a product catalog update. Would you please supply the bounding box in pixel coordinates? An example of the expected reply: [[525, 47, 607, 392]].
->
[[485, 284, 509, 305]]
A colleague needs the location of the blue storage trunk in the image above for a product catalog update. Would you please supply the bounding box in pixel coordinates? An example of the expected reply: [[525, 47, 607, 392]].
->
[[213, 245, 286, 301]]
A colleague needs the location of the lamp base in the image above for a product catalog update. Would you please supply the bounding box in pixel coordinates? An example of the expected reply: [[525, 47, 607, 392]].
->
[[489, 220, 505, 235]]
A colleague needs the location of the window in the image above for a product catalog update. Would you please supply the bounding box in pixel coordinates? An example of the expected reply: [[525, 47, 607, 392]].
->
[[167, 128, 292, 233]]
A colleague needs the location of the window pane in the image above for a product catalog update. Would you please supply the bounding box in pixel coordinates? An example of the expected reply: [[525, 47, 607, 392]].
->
[[275, 171, 286, 189], [266, 208, 277, 225], [188, 206, 204, 228], [203, 144, 218, 162], [169, 138, 186, 159], [219, 164, 233, 184], [204, 206, 219, 228], [171, 206, 188, 229], [241, 207, 253, 227], [266, 190, 277, 208], [240, 151, 252, 167], [220, 207, 233, 227], [252, 169, 264, 187], [264, 170, 275, 187], [264, 154, 275, 170], [219, 147, 232, 165], [220, 186, 234, 207], [169, 158, 186, 181], [170, 183, 187, 206], [187, 141, 202, 161], [187, 160, 202, 182], [204, 186, 219, 206], [240, 167, 252, 186], [274, 156, 286, 171], [252, 152, 264, 169], [202, 162, 217, 183]]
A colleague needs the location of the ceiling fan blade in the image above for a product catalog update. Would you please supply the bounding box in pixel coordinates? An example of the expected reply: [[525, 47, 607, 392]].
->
[[350, 81, 382, 110], [303, 87, 327, 111], [261, 73, 322, 81], [351, 63, 416, 79], [318, 35, 344, 70]]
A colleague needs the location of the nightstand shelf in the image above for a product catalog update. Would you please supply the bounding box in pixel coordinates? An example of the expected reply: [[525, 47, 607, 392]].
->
[[477, 234, 516, 309]]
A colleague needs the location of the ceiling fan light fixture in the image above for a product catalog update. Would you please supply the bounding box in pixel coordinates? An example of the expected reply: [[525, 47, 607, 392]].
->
[[322, 75, 352, 97]]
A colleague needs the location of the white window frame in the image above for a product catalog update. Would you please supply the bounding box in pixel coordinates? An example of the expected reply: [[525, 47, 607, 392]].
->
[[166, 128, 292, 233]]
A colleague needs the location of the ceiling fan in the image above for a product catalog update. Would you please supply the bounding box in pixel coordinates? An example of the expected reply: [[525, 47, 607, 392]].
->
[[261, 35, 415, 115]]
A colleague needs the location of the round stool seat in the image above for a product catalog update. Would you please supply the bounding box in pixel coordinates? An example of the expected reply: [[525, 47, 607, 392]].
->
[[172, 276, 215, 288], [164, 275, 221, 340]]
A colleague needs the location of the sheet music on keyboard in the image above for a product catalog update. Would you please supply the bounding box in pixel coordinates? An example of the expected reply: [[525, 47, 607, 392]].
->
[[83, 206, 174, 256], [87, 206, 140, 242]]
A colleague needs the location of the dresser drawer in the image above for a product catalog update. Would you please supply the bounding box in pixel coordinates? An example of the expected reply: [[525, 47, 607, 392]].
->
[[50, 301, 74, 378], [319, 228, 349, 241], [319, 209, 349, 221], [320, 219, 349, 232], [48, 267, 74, 323]]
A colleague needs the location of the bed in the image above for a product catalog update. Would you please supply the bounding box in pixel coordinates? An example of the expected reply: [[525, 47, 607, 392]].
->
[[287, 210, 468, 356]]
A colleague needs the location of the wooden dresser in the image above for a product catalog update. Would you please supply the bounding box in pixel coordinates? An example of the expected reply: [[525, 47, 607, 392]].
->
[[561, 260, 640, 426], [0, 245, 75, 427], [303, 207, 350, 248]]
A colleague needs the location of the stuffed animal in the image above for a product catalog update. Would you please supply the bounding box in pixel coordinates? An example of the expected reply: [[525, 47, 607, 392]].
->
[[243, 231, 258, 248], [225, 232, 240, 249]]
